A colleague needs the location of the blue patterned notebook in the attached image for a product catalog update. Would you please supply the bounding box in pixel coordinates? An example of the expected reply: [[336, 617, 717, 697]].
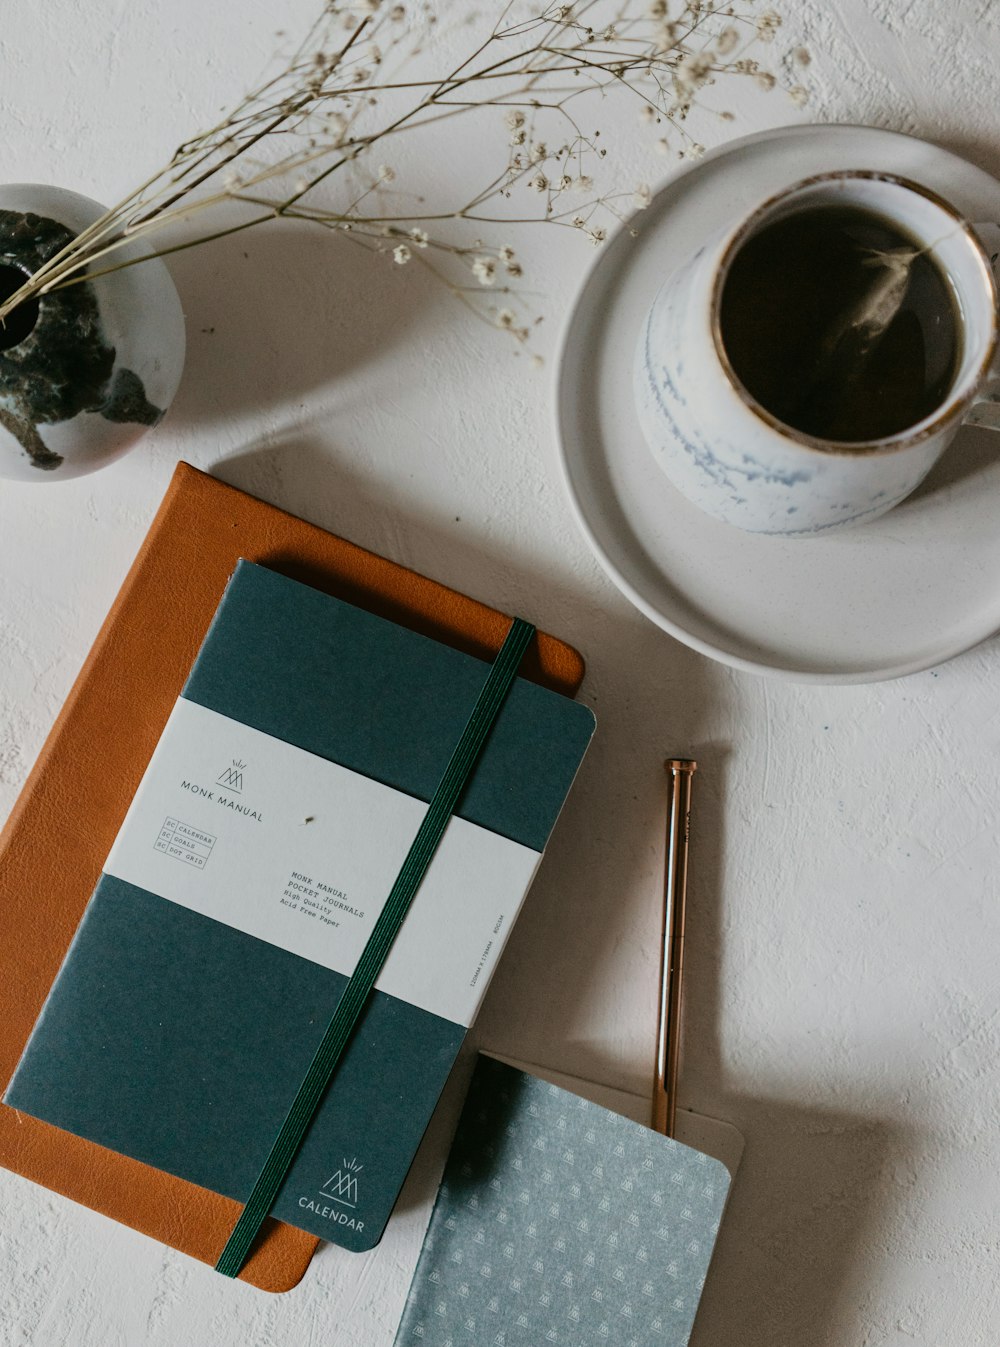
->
[[394, 1056, 730, 1347]]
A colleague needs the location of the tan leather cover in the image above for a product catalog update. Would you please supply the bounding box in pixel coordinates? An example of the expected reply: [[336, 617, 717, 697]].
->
[[0, 462, 585, 1292]]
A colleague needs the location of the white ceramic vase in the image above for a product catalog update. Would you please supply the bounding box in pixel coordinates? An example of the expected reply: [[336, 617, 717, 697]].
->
[[0, 184, 185, 481]]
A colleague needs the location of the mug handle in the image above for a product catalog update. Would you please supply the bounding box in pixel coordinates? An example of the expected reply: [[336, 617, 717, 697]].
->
[[965, 222, 1000, 430]]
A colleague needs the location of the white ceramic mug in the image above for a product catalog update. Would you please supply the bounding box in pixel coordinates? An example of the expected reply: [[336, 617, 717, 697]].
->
[[633, 171, 1000, 536]]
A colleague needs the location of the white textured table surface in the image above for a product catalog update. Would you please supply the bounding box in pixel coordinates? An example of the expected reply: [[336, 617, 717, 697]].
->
[[3, 2, 1000, 1344]]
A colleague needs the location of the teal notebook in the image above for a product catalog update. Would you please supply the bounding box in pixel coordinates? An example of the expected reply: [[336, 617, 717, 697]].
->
[[395, 1056, 731, 1346], [4, 562, 594, 1251]]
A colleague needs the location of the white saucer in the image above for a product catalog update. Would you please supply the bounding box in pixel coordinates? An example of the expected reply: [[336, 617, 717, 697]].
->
[[554, 124, 1000, 683]]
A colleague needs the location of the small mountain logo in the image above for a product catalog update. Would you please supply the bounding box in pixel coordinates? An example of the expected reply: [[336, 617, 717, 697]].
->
[[216, 759, 246, 793], [320, 1157, 363, 1208]]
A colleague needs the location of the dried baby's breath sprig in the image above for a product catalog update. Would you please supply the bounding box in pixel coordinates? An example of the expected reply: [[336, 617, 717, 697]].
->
[[755, 9, 782, 42], [0, 0, 800, 346], [472, 256, 498, 285]]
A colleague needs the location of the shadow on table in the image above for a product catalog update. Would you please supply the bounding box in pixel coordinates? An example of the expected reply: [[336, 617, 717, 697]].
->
[[688, 1092, 913, 1347], [164, 220, 442, 429], [668, 741, 916, 1347]]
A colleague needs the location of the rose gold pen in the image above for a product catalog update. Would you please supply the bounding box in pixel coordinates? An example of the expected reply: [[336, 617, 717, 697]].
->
[[653, 758, 697, 1138]]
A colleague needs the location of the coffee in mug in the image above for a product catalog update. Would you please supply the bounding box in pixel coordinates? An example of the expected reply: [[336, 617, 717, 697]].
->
[[718, 202, 962, 444]]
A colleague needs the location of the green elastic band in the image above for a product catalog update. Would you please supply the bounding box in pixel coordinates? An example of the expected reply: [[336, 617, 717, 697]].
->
[[216, 616, 537, 1277]]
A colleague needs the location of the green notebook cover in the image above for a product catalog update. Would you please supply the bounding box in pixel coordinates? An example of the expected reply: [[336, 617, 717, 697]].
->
[[395, 1056, 731, 1346], [5, 562, 594, 1252]]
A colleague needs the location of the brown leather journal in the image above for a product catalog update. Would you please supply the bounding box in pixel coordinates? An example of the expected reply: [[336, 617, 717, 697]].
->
[[0, 461, 585, 1292]]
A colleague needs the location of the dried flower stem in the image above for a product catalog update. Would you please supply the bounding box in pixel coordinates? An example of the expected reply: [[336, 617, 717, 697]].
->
[[0, 0, 803, 335]]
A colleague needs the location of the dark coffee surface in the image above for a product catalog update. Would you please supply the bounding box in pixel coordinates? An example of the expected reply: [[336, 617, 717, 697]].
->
[[718, 202, 961, 443]]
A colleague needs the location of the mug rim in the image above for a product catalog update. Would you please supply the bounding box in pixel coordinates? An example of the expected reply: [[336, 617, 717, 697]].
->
[[709, 169, 1000, 458]]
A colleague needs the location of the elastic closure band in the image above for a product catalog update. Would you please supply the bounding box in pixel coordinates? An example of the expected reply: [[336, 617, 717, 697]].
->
[[216, 616, 536, 1277]]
